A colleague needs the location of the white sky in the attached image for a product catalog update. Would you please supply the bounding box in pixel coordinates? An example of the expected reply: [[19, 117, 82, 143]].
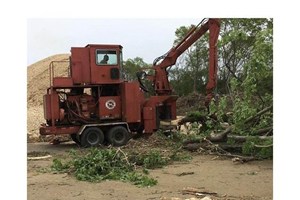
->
[[27, 18, 201, 65], [1, 0, 300, 200]]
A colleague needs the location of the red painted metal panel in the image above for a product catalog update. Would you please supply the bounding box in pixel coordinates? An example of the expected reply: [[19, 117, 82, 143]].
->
[[143, 107, 155, 133], [143, 107, 153, 120], [71, 47, 90, 84], [142, 95, 178, 133], [40, 125, 80, 135], [99, 96, 121, 119], [169, 101, 177, 120], [121, 82, 143, 123], [43, 93, 60, 120], [53, 77, 73, 87]]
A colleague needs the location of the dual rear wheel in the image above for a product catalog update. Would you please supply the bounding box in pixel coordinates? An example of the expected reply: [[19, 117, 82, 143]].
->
[[106, 126, 130, 147], [70, 126, 130, 147]]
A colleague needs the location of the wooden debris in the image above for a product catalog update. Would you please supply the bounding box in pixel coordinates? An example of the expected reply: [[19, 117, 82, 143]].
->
[[182, 187, 218, 198], [200, 197, 212, 200], [183, 143, 202, 151], [27, 155, 52, 161], [206, 126, 232, 142], [176, 172, 195, 176]]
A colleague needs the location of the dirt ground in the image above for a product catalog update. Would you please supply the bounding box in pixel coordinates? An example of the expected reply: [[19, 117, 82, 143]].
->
[[27, 142, 273, 200]]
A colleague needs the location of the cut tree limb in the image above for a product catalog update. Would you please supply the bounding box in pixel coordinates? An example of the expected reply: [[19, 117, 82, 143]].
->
[[244, 105, 273, 124], [205, 126, 273, 143], [254, 144, 273, 148], [203, 139, 257, 162], [227, 135, 273, 143], [206, 126, 232, 142], [254, 126, 273, 135]]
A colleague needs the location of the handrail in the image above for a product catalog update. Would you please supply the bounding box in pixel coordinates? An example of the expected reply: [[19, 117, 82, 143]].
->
[[49, 60, 70, 87]]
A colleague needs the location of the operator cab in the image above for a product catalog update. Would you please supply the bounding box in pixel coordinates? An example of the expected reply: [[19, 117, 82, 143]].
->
[[70, 44, 123, 85]]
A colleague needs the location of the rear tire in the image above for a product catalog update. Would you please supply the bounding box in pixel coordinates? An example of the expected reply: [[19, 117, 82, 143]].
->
[[107, 126, 129, 146], [81, 127, 104, 147], [70, 134, 81, 145]]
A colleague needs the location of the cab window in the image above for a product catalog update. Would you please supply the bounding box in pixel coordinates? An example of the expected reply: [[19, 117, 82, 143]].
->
[[96, 50, 118, 65]]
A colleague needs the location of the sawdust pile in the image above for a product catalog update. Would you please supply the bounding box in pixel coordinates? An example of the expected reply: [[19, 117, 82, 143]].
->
[[27, 54, 70, 142]]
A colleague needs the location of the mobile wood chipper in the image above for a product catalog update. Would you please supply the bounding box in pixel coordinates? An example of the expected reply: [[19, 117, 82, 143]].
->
[[40, 18, 220, 147]]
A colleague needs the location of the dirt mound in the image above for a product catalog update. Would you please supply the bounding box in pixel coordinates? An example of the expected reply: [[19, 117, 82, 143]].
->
[[27, 54, 70, 107], [27, 54, 70, 142]]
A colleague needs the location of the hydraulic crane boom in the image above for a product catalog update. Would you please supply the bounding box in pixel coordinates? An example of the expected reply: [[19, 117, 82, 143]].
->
[[147, 18, 220, 105]]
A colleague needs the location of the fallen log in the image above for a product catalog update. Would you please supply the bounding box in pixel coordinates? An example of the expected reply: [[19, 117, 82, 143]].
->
[[183, 142, 207, 151], [203, 139, 257, 162], [205, 126, 273, 143], [182, 128, 272, 147], [182, 138, 202, 145], [218, 143, 243, 151]]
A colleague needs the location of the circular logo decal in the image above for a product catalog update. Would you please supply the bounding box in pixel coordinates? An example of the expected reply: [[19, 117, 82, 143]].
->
[[105, 99, 116, 110]]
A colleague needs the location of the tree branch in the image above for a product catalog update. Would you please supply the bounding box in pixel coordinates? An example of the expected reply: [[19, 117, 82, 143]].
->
[[244, 105, 273, 124]]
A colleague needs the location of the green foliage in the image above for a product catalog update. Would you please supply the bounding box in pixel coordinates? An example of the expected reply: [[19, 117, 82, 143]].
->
[[232, 97, 257, 131], [51, 158, 70, 172], [122, 172, 157, 187], [186, 106, 229, 135], [165, 130, 189, 143], [130, 150, 169, 169], [169, 67, 195, 96], [186, 111, 205, 122], [169, 151, 192, 162], [170, 25, 209, 95], [209, 96, 229, 120], [122, 57, 149, 81], [168, 130, 201, 144], [169, 19, 273, 98], [50, 147, 193, 187], [51, 148, 157, 187], [242, 137, 273, 159], [173, 18, 273, 159], [220, 19, 273, 135], [120, 19, 273, 159]]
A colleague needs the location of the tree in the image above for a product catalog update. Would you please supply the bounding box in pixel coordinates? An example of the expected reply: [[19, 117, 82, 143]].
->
[[169, 18, 273, 100], [122, 57, 149, 81], [169, 25, 210, 95], [218, 18, 273, 94]]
